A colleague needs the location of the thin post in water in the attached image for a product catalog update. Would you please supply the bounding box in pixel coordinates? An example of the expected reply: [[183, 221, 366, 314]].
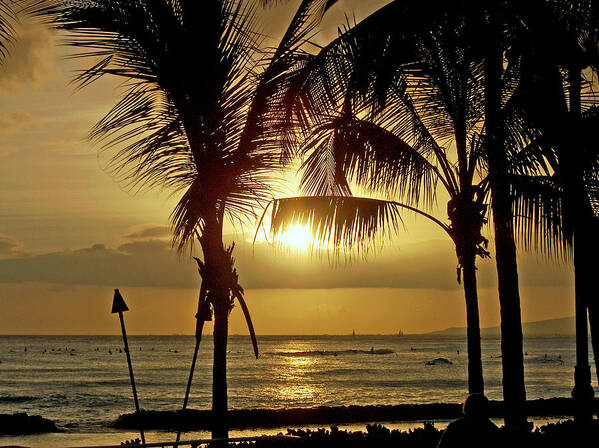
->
[[176, 278, 210, 443], [112, 289, 146, 446]]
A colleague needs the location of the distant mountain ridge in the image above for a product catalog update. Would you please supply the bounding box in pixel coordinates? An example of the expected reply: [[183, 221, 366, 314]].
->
[[427, 316, 579, 337]]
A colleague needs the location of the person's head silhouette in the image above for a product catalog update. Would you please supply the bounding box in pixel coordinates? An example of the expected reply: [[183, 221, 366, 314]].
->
[[462, 393, 489, 419]]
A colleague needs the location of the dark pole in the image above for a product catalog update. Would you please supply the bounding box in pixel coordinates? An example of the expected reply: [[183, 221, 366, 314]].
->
[[176, 280, 209, 443], [112, 289, 146, 446]]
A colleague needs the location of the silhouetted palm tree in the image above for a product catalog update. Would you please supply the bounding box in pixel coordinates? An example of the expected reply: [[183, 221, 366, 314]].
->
[[267, 14, 492, 395], [267, 0, 573, 430], [552, 0, 599, 421], [34, 0, 336, 438], [506, 0, 599, 421]]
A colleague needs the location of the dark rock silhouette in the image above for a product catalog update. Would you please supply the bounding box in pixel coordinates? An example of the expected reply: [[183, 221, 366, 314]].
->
[[426, 358, 453, 366], [0, 412, 61, 435], [113, 398, 598, 431]]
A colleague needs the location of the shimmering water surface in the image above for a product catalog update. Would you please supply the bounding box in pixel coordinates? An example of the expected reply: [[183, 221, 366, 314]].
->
[[0, 335, 582, 446]]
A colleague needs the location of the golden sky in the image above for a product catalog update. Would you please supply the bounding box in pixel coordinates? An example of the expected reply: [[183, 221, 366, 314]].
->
[[0, 1, 578, 335]]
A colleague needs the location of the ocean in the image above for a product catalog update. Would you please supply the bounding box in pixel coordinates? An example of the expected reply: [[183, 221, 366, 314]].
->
[[0, 335, 584, 447]]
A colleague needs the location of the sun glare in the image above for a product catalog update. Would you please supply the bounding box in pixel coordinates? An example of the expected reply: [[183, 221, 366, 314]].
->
[[278, 223, 313, 250]]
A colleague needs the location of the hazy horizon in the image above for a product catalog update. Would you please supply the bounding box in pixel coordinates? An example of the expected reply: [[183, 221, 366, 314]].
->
[[0, 315, 577, 337]]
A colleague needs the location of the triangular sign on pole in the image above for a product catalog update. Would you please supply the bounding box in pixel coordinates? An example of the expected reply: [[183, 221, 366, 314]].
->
[[111, 289, 129, 314]]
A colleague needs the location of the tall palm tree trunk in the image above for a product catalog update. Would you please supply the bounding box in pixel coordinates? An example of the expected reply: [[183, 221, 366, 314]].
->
[[212, 297, 230, 440], [567, 66, 595, 422], [485, 1, 527, 430], [459, 246, 484, 395], [493, 215, 527, 429], [201, 213, 231, 440], [571, 223, 595, 421], [454, 115, 484, 395]]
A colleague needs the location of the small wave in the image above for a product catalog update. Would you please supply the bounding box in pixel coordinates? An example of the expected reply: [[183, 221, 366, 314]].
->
[[528, 357, 565, 365], [0, 395, 38, 403], [267, 349, 394, 357], [313, 367, 378, 376]]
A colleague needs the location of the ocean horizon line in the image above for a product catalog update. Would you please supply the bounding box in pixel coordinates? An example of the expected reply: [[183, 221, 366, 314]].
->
[[0, 333, 577, 338], [0, 333, 430, 337]]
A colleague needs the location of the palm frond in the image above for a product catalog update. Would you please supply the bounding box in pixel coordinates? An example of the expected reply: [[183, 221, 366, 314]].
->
[[270, 196, 403, 253], [269, 195, 450, 253], [234, 290, 259, 359], [34, 0, 299, 250], [0, 0, 18, 63], [299, 112, 440, 207], [270, 0, 452, 162], [251, 0, 340, 164], [510, 174, 571, 259]]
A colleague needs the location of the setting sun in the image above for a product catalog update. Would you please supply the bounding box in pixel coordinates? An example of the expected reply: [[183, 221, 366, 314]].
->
[[277, 223, 314, 250]]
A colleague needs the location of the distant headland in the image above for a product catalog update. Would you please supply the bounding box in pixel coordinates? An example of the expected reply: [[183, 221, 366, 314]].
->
[[426, 317, 579, 338]]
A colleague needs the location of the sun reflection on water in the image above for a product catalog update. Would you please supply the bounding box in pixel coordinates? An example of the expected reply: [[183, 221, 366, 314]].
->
[[273, 344, 322, 402]]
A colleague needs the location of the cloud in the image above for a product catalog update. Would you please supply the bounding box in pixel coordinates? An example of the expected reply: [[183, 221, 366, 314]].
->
[[0, 21, 56, 91], [0, 240, 198, 288], [0, 111, 34, 156], [0, 111, 33, 135], [0, 230, 573, 290], [124, 226, 171, 240], [0, 235, 20, 257], [117, 239, 172, 254]]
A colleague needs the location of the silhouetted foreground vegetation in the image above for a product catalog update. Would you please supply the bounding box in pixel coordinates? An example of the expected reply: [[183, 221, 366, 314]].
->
[[0, 412, 61, 435], [237, 421, 599, 448], [113, 398, 599, 431]]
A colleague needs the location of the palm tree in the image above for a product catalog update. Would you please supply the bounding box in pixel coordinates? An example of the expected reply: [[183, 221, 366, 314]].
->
[[34, 0, 337, 438], [266, 0, 574, 430], [479, 0, 530, 431], [266, 14, 492, 394], [550, 1, 599, 421], [506, 0, 599, 421]]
